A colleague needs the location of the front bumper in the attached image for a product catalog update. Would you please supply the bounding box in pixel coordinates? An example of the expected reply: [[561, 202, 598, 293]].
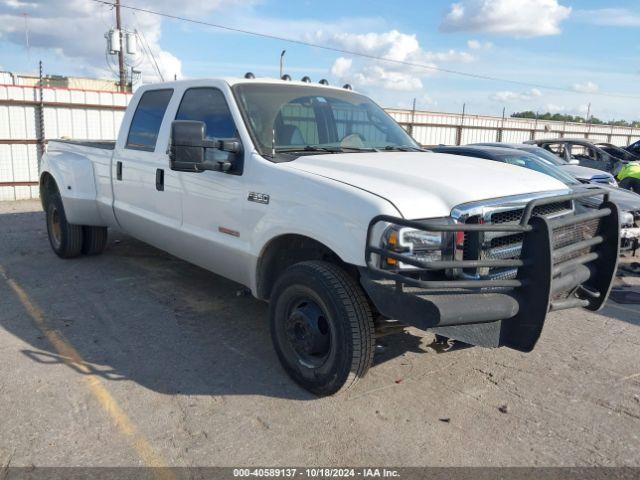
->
[[360, 188, 620, 352]]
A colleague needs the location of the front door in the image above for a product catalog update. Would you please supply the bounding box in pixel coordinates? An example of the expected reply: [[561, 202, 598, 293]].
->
[[168, 87, 250, 285]]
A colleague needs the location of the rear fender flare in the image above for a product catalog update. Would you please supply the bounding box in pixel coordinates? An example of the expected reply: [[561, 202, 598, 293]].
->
[[40, 151, 103, 226]]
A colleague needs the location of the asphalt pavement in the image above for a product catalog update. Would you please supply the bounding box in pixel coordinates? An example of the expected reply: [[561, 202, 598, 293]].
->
[[1, 200, 638, 468]]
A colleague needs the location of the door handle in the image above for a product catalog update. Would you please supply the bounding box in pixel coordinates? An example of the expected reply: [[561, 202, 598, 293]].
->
[[116, 161, 122, 181], [156, 168, 164, 191]]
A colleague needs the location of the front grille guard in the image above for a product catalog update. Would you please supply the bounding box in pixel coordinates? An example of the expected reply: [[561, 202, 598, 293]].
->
[[366, 189, 614, 291], [362, 187, 620, 351]]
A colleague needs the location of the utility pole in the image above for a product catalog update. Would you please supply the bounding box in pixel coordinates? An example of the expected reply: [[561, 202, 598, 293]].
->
[[115, 0, 126, 92]]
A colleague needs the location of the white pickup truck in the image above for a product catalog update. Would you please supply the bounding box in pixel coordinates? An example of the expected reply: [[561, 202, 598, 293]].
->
[[40, 76, 620, 395]]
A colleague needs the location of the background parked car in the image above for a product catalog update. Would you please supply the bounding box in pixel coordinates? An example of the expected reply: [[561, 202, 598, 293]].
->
[[473, 142, 617, 186], [626, 139, 640, 157], [595, 142, 640, 162], [525, 138, 626, 175], [431, 145, 640, 254]]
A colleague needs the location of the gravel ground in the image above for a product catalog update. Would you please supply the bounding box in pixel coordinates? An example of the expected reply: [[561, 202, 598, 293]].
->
[[0, 199, 638, 468]]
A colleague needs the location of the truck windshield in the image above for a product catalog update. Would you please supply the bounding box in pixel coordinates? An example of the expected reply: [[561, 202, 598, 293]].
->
[[232, 83, 420, 159]]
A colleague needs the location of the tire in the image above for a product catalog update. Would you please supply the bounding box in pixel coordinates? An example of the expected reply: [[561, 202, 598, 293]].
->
[[269, 261, 375, 396], [82, 226, 108, 255], [45, 192, 83, 258]]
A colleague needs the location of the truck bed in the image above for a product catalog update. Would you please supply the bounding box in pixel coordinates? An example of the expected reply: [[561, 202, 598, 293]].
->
[[50, 139, 115, 150]]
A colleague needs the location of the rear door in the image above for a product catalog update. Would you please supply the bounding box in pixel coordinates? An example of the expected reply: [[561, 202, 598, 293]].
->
[[112, 88, 183, 246]]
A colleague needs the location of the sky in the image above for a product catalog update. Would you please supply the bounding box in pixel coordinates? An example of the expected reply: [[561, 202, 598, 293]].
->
[[0, 0, 639, 121]]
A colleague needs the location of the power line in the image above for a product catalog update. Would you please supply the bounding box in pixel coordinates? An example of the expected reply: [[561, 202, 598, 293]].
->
[[89, 0, 640, 100], [130, 10, 165, 81], [134, 27, 165, 81]]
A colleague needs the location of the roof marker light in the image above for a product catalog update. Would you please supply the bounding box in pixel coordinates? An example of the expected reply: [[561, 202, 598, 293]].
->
[[343, 83, 352, 90], [319, 79, 329, 85], [281, 74, 291, 81], [244, 72, 255, 79], [301, 76, 312, 83]]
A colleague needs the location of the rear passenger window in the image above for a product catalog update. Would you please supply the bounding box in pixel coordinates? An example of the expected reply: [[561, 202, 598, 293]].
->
[[175, 88, 237, 139], [126, 89, 173, 151]]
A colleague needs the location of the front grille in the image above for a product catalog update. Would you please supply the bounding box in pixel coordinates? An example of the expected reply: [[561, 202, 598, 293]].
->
[[460, 200, 594, 283], [490, 201, 573, 224], [552, 218, 600, 263]]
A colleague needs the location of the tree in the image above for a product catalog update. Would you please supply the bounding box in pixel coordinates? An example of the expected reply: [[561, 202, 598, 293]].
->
[[511, 111, 639, 126]]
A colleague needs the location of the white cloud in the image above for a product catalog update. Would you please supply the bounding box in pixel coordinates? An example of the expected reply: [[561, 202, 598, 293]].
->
[[490, 88, 542, 102], [545, 103, 565, 113], [312, 29, 475, 92], [572, 81, 599, 94], [330, 57, 352, 77], [4, 0, 37, 8], [467, 39, 481, 50], [466, 39, 493, 50], [440, 0, 572, 37], [574, 8, 640, 27], [0, 0, 253, 83], [353, 65, 423, 91], [416, 93, 436, 109]]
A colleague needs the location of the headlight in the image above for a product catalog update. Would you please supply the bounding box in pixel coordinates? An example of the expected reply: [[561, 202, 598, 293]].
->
[[380, 219, 452, 269], [609, 178, 618, 187], [620, 210, 634, 227]]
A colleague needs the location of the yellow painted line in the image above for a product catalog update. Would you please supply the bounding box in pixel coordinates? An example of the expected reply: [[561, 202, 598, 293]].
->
[[0, 266, 174, 479]]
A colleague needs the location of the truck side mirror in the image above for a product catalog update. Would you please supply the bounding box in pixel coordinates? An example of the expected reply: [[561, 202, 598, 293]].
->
[[170, 120, 243, 174], [170, 120, 207, 172]]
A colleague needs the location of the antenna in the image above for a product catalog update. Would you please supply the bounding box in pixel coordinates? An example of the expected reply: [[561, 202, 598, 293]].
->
[[279, 50, 286, 79]]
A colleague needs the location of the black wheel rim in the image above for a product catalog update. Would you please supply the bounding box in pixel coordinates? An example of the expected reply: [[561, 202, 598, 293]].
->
[[284, 297, 332, 369]]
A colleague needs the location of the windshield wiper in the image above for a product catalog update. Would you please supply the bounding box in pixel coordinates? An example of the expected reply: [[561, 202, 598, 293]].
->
[[275, 145, 380, 154], [275, 145, 342, 154], [381, 145, 426, 152], [338, 146, 379, 152]]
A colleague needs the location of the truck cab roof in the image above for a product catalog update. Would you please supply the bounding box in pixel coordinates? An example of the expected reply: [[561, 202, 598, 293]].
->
[[135, 76, 353, 94]]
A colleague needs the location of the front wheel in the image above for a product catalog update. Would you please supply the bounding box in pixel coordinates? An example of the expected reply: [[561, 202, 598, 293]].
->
[[269, 261, 375, 396]]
